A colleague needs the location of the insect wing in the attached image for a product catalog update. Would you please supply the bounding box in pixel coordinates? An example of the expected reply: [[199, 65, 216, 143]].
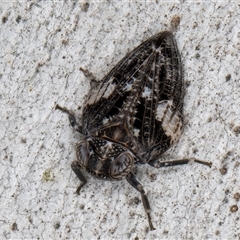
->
[[82, 32, 166, 130], [133, 32, 183, 161], [82, 31, 183, 160]]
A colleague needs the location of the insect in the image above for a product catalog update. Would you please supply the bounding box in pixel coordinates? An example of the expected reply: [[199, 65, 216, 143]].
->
[[56, 31, 212, 230]]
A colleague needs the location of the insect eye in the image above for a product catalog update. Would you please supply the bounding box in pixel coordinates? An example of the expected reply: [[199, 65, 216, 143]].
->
[[109, 152, 134, 180], [88, 145, 93, 152]]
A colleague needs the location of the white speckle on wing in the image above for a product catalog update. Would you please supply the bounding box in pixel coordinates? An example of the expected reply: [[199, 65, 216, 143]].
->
[[142, 87, 152, 100], [102, 117, 109, 124], [88, 77, 116, 105], [133, 128, 140, 137], [156, 100, 182, 143], [103, 82, 116, 99], [124, 82, 133, 91], [156, 100, 173, 121]]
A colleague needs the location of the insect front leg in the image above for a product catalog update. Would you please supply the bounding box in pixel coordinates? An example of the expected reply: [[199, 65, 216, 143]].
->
[[71, 160, 87, 194], [148, 157, 212, 168], [126, 172, 155, 231], [79, 67, 98, 88], [55, 104, 83, 133]]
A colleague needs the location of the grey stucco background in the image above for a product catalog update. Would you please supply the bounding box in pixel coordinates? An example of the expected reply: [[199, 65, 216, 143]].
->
[[0, 1, 239, 239]]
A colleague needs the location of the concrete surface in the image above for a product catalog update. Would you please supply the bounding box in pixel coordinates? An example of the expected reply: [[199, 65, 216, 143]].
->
[[0, 1, 239, 239]]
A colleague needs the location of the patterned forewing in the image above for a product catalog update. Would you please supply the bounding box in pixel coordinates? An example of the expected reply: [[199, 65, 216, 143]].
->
[[82, 32, 165, 132], [82, 32, 183, 161], [120, 32, 183, 157], [135, 33, 183, 160]]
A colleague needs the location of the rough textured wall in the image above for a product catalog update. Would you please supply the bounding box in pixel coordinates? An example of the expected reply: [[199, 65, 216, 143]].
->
[[0, 1, 239, 239]]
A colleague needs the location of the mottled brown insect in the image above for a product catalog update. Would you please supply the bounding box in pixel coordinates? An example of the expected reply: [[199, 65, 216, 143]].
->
[[56, 31, 211, 230]]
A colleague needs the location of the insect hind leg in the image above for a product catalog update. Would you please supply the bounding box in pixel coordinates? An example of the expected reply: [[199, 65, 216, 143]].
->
[[148, 157, 212, 168], [55, 104, 83, 133], [126, 172, 155, 231]]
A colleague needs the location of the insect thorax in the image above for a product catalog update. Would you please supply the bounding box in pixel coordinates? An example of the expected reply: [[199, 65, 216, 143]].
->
[[76, 137, 136, 180]]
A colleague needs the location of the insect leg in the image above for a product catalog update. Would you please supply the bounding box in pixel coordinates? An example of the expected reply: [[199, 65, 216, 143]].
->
[[71, 161, 87, 194], [79, 67, 98, 87], [55, 104, 83, 133], [148, 157, 212, 168], [126, 172, 155, 231]]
